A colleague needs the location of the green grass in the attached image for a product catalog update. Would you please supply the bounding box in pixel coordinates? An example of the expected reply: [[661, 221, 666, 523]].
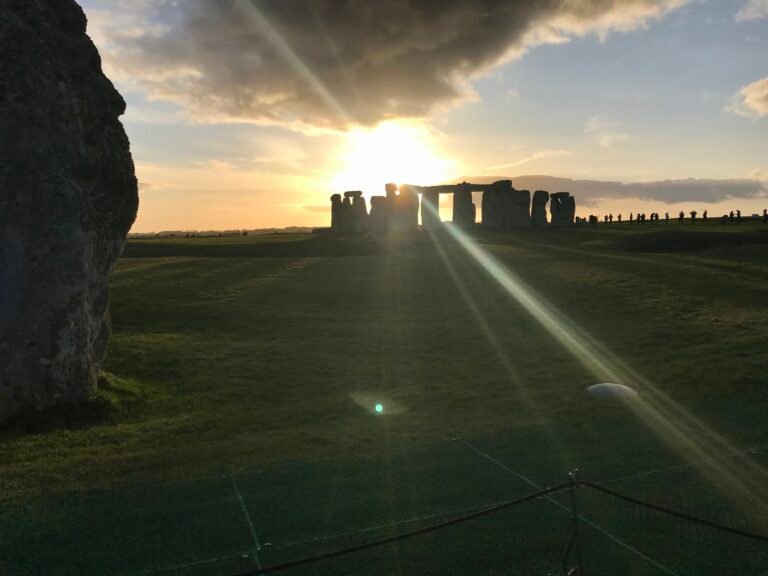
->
[[2, 222, 768, 574]]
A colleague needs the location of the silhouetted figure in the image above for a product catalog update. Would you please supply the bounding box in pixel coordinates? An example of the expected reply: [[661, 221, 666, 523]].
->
[[736, 209, 742, 224], [617, 213, 622, 223], [690, 210, 697, 224], [703, 210, 707, 222], [678, 211, 684, 224], [665, 212, 669, 224], [629, 212, 634, 224], [763, 209, 767, 223], [729, 210, 734, 223]]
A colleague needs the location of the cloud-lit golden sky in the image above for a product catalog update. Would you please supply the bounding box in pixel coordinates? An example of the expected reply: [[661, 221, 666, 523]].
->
[[81, 0, 768, 231]]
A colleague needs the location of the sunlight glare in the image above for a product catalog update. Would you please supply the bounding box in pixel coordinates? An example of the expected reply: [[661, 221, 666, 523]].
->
[[331, 122, 455, 196]]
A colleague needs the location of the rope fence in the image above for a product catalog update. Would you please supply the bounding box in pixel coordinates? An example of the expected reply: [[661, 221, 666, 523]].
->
[[234, 473, 768, 576]]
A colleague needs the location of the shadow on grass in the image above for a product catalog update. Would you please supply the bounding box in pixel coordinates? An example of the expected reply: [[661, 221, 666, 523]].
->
[[122, 233, 382, 259], [613, 228, 768, 253], [0, 373, 149, 436]]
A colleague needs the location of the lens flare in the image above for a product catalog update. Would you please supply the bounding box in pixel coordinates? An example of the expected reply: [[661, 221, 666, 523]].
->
[[420, 200, 768, 515]]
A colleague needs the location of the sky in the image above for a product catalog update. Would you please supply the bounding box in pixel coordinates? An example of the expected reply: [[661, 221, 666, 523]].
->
[[79, 0, 768, 232]]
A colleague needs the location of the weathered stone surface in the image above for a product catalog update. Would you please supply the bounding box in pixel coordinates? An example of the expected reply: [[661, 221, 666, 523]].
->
[[0, 0, 139, 422], [532, 190, 549, 227]]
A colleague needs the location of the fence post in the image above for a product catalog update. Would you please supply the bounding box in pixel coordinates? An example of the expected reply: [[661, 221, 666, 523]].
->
[[562, 469, 585, 575]]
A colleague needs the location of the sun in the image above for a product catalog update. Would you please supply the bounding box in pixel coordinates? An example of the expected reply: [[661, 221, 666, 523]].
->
[[331, 122, 455, 197]]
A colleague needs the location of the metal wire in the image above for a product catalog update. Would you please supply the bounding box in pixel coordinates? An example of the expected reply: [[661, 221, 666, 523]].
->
[[581, 481, 768, 544], [234, 482, 571, 575]]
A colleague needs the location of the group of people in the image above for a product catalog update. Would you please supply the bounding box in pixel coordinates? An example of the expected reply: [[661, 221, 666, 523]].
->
[[580, 208, 768, 225]]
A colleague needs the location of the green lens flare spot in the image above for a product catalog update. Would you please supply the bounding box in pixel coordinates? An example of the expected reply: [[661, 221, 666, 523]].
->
[[375, 403, 384, 414]]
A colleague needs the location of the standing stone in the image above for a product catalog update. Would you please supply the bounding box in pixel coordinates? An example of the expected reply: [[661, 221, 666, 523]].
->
[[421, 189, 441, 231], [481, 187, 501, 229], [550, 192, 571, 227], [352, 193, 368, 233], [397, 186, 419, 231], [532, 190, 550, 227], [549, 193, 564, 226], [330, 194, 343, 231], [0, 0, 139, 422], [453, 183, 475, 228], [563, 195, 576, 225], [482, 181, 510, 229], [386, 183, 418, 232], [509, 189, 532, 228], [344, 191, 368, 233], [340, 196, 353, 232], [369, 196, 388, 233]]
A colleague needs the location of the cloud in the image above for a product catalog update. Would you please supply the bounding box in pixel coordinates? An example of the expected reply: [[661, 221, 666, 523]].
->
[[735, 0, 768, 21], [505, 89, 520, 101], [197, 159, 238, 171], [584, 114, 632, 148], [459, 174, 768, 204], [750, 169, 768, 181], [486, 149, 571, 171], [727, 76, 768, 117], [84, 0, 688, 131]]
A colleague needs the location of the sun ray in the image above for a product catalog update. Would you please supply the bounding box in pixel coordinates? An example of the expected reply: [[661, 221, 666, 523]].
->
[[420, 201, 768, 518]]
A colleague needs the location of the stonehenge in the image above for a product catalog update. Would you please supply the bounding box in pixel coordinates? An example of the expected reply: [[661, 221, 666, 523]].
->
[[328, 181, 576, 233], [1, 0, 139, 422]]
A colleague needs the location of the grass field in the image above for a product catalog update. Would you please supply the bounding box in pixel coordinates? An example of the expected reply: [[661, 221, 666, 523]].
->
[[2, 222, 768, 575]]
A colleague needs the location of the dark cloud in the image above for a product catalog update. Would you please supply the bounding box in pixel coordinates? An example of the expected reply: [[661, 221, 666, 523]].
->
[[462, 175, 768, 204], [92, 0, 686, 130]]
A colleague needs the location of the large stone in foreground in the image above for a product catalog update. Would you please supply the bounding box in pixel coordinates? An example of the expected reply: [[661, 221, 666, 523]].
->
[[0, 0, 138, 422]]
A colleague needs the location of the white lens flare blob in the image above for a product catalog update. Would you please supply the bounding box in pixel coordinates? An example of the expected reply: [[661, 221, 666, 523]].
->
[[587, 383, 639, 399]]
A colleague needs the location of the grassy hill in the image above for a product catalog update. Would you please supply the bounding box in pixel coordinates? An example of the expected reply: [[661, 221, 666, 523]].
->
[[1, 222, 767, 575]]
